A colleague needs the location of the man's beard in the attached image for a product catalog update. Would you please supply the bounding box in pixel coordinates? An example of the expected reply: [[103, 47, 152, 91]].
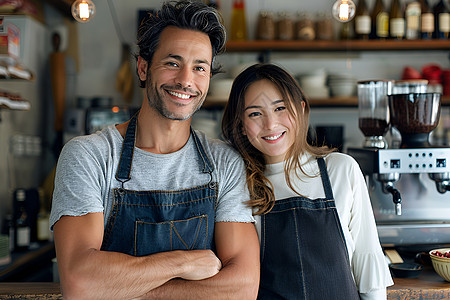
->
[[146, 80, 206, 121]]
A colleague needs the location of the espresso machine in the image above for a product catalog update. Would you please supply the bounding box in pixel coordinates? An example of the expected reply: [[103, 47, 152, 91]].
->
[[347, 80, 450, 247]]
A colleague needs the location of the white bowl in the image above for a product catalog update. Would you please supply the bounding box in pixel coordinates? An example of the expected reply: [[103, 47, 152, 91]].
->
[[298, 75, 327, 89], [302, 86, 330, 99], [329, 84, 356, 97]]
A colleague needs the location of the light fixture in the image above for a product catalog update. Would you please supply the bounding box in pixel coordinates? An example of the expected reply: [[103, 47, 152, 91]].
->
[[332, 0, 356, 23], [71, 0, 96, 23]]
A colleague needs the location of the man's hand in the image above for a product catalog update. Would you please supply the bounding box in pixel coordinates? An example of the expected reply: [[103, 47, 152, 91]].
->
[[178, 250, 222, 280]]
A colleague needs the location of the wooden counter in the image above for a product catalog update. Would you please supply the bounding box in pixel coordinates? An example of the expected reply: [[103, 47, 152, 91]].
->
[[0, 265, 448, 299], [0, 282, 61, 299], [388, 264, 450, 299]]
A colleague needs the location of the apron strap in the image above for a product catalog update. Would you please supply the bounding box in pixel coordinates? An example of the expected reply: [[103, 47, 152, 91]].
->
[[317, 157, 334, 200], [190, 128, 215, 187], [115, 111, 139, 186], [115, 112, 215, 189]]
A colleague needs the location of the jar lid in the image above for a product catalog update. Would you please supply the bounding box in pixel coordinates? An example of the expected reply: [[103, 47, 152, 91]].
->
[[395, 79, 429, 85], [357, 79, 395, 84]]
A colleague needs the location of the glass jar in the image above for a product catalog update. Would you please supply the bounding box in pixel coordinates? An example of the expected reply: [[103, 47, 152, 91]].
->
[[357, 80, 394, 148], [315, 12, 333, 40], [256, 11, 275, 40], [277, 12, 294, 40], [295, 12, 315, 40]]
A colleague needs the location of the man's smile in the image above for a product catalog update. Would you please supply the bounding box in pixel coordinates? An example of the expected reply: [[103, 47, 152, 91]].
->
[[167, 90, 192, 99]]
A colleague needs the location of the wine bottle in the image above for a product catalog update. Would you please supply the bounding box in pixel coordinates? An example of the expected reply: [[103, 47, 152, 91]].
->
[[433, 0, 450, 39], [405, 1, 421, 40], [354, 0, 371, 39], [420, 0, 435, 39], [340, 22, 353, 40], [371, 0, 389, 39], [13, 189, 30, 251], [230, 0, 247, 41], [390, 0, 405, 39]]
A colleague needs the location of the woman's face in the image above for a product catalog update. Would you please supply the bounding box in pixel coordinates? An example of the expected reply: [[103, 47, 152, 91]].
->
[[242, 79, 297, 164]]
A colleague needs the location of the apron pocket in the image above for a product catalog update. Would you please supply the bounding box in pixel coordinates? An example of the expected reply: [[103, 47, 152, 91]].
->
[[134, 215, 209, 256]]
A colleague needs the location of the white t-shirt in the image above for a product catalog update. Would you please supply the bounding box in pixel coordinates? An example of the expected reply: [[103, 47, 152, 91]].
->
[[254, 152, 393, 300], [50, 126, 254, 230]]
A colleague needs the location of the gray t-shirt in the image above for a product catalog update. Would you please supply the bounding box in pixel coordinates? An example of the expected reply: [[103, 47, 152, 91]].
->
[[50, 125, 254, 230]]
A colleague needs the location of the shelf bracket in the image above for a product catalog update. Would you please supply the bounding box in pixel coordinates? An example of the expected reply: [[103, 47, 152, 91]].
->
[[257, 50, 271, 63]]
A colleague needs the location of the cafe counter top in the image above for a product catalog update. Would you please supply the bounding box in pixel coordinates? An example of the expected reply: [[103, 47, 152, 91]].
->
[[0, 265, 449, 299], [387, 264, 450, 299]]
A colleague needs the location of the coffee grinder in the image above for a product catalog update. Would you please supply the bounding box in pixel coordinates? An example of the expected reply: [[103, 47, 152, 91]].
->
[[348, 83, 450, 247], [358, 80, 393, 149]]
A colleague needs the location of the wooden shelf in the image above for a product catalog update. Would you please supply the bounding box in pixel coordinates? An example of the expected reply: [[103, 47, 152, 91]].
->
[[310, 95, 450, 107], [205, 96, 450, 108], [225, 40, 450, 52]]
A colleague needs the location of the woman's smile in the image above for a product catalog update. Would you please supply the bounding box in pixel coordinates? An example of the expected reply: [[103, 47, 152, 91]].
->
[[262, 132, 286, 142]]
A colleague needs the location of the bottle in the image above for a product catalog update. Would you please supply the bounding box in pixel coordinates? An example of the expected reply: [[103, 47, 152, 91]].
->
[[420, 0, 435, 39], [4, 215, 14, 252], [37, 211, 50, 242], [340, 21, 353, 40], [13, 189, 30, 251], [405, 1, 421, 39], [354, 0, 371, 39], [433, 0, 450, 39], [390, 0, 405, 40], [371, 0, 389, 39], [230, 0, 247, 41]]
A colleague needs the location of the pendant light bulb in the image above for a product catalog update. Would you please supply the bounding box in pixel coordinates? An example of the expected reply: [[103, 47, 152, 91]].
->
[[72, 0, 96, 23], [332, 0, 356, 22]]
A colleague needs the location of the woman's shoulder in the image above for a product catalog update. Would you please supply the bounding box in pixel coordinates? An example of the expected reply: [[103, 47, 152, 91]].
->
[[323, 152, 360, 172]]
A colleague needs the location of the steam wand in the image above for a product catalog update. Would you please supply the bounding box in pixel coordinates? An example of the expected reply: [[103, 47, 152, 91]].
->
[[377, 173, 402, 215], [383, 183, 402, 216]]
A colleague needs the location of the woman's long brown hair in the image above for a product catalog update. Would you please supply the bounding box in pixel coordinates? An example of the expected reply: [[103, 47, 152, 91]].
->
[[222, 63, 335, 215]]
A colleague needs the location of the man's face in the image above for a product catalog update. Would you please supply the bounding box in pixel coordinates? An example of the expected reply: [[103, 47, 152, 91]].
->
[[139, 26, 213, 121]]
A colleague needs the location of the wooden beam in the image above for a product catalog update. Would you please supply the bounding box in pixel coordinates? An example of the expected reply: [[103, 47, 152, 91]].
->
[[45, 0, 74, 20]]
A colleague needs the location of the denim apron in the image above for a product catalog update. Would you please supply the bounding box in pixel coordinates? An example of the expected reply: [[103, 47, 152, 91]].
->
[[101, 113, 217, 256], [258, 158, 360, 300]]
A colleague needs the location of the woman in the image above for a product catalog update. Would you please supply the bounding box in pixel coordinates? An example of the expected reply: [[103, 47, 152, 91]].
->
[[222, 63, 393, 300]]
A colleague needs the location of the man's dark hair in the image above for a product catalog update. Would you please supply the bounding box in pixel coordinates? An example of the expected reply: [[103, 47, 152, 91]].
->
[[136, 0, 226, 88]]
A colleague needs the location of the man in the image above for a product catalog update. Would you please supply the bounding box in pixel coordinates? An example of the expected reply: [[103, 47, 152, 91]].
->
[[50, 1, 260, 299]]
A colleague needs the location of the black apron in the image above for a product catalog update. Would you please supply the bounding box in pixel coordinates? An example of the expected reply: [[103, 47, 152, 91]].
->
[[101, 113, 218, 256], [258, 158, 360, 300]]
